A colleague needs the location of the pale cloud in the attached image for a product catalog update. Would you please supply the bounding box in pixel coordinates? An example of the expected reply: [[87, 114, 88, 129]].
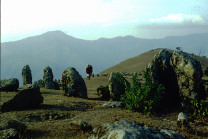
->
[[130, 19, 139, 23], [2, 0, 111, 34], [150, 14, 205, 24], [102, 23, 116, 28], [2, 0, 208, 42]]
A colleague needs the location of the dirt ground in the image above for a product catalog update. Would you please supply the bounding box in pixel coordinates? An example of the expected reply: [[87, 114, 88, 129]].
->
[[0, 76, 208, 138]]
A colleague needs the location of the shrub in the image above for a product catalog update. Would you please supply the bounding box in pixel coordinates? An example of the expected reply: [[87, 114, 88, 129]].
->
[[192, 100, 208, 120], [204, 67, 208, 76], [120, 68, 167, 115]]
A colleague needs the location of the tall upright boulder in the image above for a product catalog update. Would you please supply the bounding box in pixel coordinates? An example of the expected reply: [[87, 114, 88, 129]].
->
[[150, 49, 205, 108], [43, 66, 55, 89], [171, 51, 205, 100], [22, 65, 32, 85], [108, 72, 130, 101], [151, 50, 180, 108], [62, 67, 87, 98]]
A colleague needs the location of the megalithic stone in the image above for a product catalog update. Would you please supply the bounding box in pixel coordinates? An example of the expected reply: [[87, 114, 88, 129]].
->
[[22, 65, 32, 85], [43, 66, 55, 89]]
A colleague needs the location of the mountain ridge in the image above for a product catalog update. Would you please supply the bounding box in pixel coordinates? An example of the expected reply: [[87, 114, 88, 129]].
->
[[1, 31, 208, 85], [3, 31, 208, 43]]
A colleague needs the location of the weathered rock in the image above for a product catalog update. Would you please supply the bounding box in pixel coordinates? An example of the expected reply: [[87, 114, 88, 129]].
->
[[20, 84, 33, 89], [43, 66, 56, 89], [0, 120, 27, 139], [62, 67, 87, 98], [150, 49, 205, 108], [1, 88, 43, 112], [89, 120, 185, 139], [97, 85, 110, 100], [22, 65, 32, 85], [108, 72, 130, 101], [177, 112, 190, 129], [0, 78, 19, 91], [151, 49, 180, 108], [102, 101, 122, 108], [160, 129, 184, 139], [171, 51, 205, 102], [20, 83, 44, 89], [33, 79, 44, 88], [0, 128, 18, 139], [70, 120, 92, 132]]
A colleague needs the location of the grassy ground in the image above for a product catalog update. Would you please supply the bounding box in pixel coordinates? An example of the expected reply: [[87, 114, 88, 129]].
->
[[0, 76, 208, 138]]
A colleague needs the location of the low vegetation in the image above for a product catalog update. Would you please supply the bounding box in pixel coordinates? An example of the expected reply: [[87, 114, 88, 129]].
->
[[120, 68, 168, 115], [121, 68, 208, 120], [191, 100, 208, 120], [204, 67, 208, 76]]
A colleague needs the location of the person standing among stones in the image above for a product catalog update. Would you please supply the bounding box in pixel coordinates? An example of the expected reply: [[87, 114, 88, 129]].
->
[[86, 64, 93, 80], [22, 65, 32, 85]]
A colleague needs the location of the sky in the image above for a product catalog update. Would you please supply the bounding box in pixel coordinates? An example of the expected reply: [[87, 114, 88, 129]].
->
[[2, 0, 208, 42]]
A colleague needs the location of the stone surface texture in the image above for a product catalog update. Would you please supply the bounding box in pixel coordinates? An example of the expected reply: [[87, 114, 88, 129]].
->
[[62, 67, 87, 98]]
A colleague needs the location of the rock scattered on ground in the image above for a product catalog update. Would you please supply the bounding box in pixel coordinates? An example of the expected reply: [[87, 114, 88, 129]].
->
[[33, 79, 44, 88], [102, 102, 122, 108], [70, 119, 92, 132], [177, 112, 190, 129], [20, 84, 33, 89], [1, 88, 43, 112], [0, 119, 27, 139], [89, 120, 185, 139], [0, 78, 19, 92]]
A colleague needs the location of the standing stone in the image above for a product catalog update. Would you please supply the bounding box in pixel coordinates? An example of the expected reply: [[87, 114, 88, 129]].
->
[[108, 72, 130, 101], [171, 51, 205, 101], [150, 49, 205, 109], [0, 78, 19, 91], [62, 67, 87, 98], [43, 66, 55, 89], [22, 65, 32, 85], [151, 49, 180, 109]]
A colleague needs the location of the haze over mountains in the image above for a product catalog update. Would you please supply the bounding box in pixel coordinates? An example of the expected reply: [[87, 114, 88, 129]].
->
[[1, 31, 208, 85]]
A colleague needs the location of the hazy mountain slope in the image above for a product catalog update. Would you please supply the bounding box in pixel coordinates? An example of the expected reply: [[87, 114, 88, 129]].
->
[[1, 31, 208, 85], [100, 48, 208, 74], [100, 49, 161, 74]]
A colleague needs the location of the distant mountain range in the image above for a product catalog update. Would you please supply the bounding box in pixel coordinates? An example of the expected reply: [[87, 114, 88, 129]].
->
[[1, 31, 208, 85]]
